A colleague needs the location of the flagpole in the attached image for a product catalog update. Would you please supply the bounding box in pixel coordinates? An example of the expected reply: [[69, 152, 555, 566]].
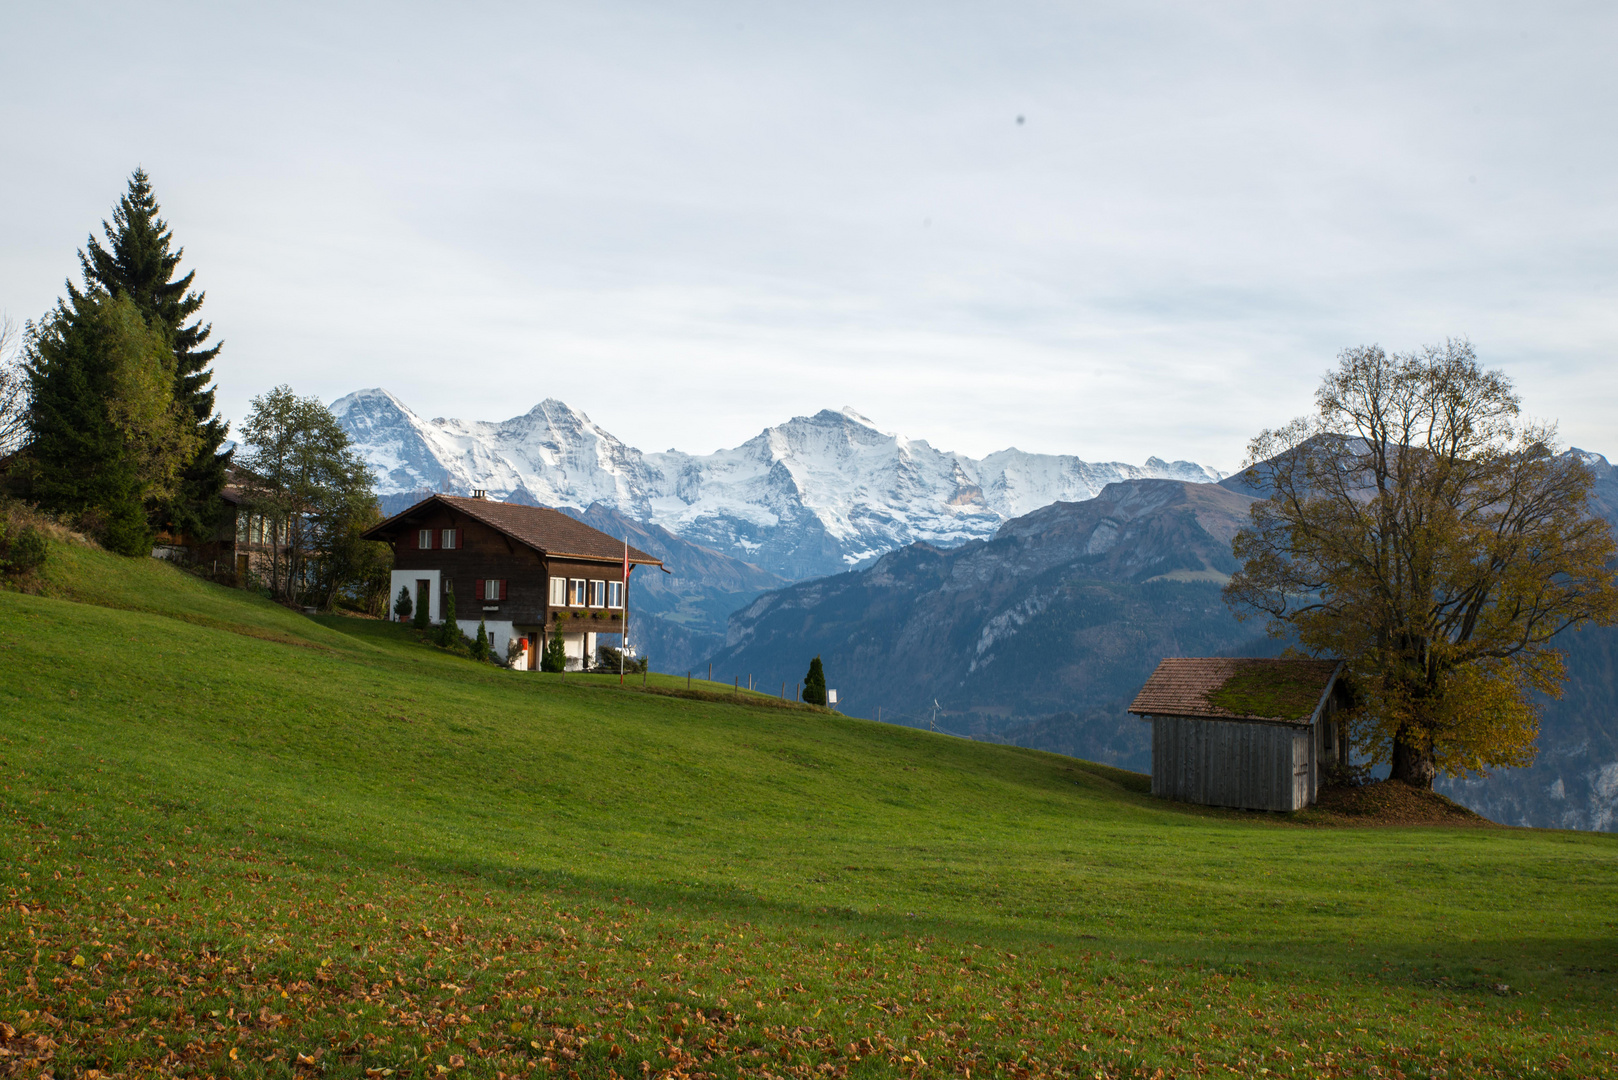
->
[[620, 536, 628, 686]]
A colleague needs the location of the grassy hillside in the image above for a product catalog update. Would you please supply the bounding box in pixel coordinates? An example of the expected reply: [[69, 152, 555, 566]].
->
[[2, 540, 1616, 1077]]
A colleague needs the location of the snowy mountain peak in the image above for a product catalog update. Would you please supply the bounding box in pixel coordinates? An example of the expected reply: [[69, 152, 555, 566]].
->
[[335, 389, 1225, 581]]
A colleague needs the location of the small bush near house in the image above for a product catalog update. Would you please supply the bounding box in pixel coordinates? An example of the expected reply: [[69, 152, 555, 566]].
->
[[471, 619, 489, 661], [595, 644, 648, 674], [393, 585, 413, 622]]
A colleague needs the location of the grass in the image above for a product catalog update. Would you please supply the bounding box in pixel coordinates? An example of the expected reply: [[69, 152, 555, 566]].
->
[[1, 538, 1616, 1078]]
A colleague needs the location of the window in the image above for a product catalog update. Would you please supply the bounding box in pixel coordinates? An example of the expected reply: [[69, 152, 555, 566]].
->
[[418, 528, 433, 550], [589, 580, 605, 607], [607, 581, 624, 609], [549, 576, 567, 606], [569, 578, 586, 606], [441, 528, 458, 549], [443, 577, 453, 593], [482, 578, 503, 602]]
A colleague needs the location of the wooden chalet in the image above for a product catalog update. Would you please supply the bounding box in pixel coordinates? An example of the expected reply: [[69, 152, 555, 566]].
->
[[362, 493, 663, 670], [1127, 658, 1350, 812]]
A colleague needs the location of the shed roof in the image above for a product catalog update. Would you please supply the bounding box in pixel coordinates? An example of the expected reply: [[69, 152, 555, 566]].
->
[[1127, 657, 1341, 725], [363, 494, 663, 567]]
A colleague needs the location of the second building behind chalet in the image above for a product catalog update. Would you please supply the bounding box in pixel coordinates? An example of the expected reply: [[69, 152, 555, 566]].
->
[[363, 493, 663, 670]]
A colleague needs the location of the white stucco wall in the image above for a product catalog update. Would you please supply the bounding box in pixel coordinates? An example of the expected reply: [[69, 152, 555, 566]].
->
[[390, 569, 441, 622], [458, 619, 516, 664]]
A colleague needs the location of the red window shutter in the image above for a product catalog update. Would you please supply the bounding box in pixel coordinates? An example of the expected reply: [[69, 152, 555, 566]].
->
[[499, 579, 508, 601], [474, 579, 483, 601]]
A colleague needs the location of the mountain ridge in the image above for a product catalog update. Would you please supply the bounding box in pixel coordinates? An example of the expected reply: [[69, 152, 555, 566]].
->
[[333, 388, 1224, 581]]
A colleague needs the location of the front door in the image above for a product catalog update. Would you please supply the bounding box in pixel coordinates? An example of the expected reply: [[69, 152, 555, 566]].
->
[[1293, 731, 1312, 808]]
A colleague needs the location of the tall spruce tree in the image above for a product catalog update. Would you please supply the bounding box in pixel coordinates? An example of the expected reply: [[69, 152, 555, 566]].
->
[[25, 292, 198, 555], [73, 169, 230, 539]]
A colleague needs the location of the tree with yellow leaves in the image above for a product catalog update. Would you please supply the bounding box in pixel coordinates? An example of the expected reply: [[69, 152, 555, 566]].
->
[[1225, 341, 1618, 787]]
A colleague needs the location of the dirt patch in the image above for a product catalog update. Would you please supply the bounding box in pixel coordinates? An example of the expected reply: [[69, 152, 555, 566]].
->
[[1302, 779, 1495, 827]]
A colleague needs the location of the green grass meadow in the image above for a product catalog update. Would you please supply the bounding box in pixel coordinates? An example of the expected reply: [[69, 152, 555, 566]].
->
[[1, 537, 1615, 1078]]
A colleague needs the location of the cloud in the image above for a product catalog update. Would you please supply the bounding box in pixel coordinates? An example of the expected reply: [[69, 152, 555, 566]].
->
[[2, 1, 1614, 471]]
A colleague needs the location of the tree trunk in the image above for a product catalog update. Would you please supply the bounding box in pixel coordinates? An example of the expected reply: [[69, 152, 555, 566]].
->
[[1390, 724, 1437, 788]]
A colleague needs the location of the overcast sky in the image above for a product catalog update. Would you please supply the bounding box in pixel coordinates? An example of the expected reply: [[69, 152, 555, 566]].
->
[[3, 2, 1614, 471]]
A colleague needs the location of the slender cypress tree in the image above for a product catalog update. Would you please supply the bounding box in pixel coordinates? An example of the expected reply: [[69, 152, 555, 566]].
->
[[74, 169, 230, 539], [802, 656, 827, 706]]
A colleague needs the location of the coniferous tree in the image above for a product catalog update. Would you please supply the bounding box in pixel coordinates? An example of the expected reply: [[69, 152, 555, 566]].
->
[[73, 169, 230, 539], [802, 656, 827, 706], [394, 585, 413, 622], [25, 292, 198, 554], [412, 594, 430, 631], [542, 624, 568, 672], [437, 591, 458, 647], [472, 620, 489, 662]]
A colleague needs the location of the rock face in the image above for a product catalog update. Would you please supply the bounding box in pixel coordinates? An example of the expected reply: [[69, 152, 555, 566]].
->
[[333, 388, 1224, 582]]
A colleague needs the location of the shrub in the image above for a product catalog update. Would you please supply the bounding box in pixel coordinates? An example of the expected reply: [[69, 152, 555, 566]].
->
[[0, 521, 49, 577], [394, 585, 413, 622], [471, 620, 489, 662]]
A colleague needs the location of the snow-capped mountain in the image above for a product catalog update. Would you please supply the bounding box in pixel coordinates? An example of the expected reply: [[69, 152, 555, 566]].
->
[[332, 388, 1224, 581]]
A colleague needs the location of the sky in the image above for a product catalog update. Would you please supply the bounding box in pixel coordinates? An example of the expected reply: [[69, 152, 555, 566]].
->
[[3, 2, 1615, 473]]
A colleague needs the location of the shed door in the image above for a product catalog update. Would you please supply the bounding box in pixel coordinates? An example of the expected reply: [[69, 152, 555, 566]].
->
[[1293, 731, 1312, 809]]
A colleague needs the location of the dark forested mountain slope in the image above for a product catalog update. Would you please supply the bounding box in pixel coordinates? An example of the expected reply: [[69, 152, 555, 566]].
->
[[707, 479, 1262, 739]]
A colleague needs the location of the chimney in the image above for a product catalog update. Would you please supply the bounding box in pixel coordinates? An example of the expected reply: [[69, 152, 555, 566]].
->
[[472, 488, 488, 500]]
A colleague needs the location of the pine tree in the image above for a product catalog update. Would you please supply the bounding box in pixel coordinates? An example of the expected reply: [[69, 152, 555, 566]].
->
[[542, 623, 569, 672], [802, 656, 827, 706], [394, 585, 413, 622], [412, 588, 430, 631], [437, 591, 458, 647], [74, 169, 230, 539], [472, 620, 489, 661], [25, 292, 197, 555]]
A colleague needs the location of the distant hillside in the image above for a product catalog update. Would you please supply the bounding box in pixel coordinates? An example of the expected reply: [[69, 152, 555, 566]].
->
[[708, 455, 1618, 831], [706, 478, 1263, 743], [559, 503, 787, 673]]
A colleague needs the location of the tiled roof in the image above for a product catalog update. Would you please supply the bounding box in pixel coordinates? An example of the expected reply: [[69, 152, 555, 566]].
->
[[365, 495, 662, 566], [1127, 657, 1340, 724]]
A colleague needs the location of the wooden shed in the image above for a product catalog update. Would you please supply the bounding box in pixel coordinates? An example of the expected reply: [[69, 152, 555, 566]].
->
[[1127, 658, 1349, 812]]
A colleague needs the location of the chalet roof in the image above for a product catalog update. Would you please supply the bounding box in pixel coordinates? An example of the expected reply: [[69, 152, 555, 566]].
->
[[1127, 657, 1342, 726], [363, 495, 663, 567]]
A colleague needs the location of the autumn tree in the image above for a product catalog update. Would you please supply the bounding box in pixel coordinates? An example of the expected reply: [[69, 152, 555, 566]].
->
[[1225, 341, 1618, 787]]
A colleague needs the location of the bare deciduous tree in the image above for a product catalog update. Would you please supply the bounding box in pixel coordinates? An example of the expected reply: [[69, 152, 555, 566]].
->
[[0, 314, 31, 458]]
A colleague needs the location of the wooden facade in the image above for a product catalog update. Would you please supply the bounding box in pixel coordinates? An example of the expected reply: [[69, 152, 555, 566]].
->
[[1129, 658, 1348, 812], [364, 494, 662, 670]]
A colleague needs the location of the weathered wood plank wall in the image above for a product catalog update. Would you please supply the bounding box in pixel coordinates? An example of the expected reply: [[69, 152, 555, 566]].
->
[[1150, 715, 1314, 811]]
